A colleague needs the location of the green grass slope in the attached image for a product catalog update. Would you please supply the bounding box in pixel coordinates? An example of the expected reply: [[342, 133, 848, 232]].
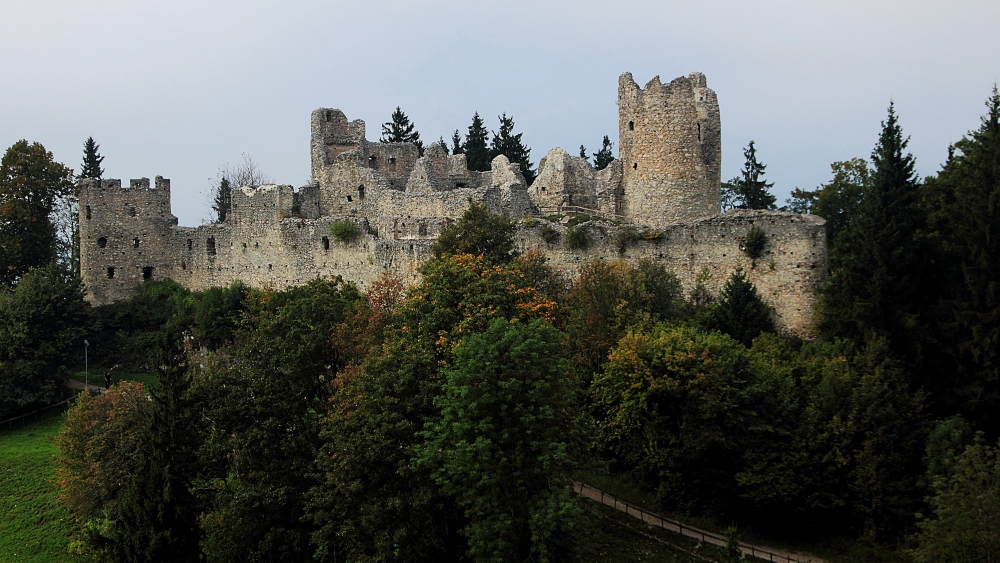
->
[[0, 415, 88, 563]]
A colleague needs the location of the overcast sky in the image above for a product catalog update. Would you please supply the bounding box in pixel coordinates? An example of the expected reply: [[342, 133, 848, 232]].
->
[[2, 0, 998, 226]]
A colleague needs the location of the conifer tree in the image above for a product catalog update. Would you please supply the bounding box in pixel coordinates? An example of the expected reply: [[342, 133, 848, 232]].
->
[[380, 107, 423, 155], [733, 141, 776, 209], [489, 113, 535, 184], [464, 113, 491, 172], [579, 145, 588, 161], [710, 268, 774, 347], [212, 177, 232, 223], [79, 137, 104, 180], [593, 135, 615, 171], [819, 103, 925, 354], [451, 129, 464, 155]]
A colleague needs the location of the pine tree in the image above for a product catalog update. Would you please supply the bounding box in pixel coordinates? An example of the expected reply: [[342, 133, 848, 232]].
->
[[451, 130, 464, 155], [464, 113, 491, 172], [733, 141, 776, 209], [819, 103, 925, 355], [593, 135, 615, 171], [579, 145, 588, 162], [380, 107, 423, 155], [489, 113, 535, 184], [79, 137, 104, 180]]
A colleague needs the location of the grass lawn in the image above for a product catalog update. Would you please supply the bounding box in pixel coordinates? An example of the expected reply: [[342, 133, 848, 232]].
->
[[0, 414, 91, 563]]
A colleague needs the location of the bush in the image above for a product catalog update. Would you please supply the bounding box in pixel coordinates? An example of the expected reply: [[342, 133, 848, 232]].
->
[[539, 223, 560, 244], [329, 220, 361, 243], [742, 225, 767, 260], [432, 201, 518, 265], [566, 226, 590, 250]]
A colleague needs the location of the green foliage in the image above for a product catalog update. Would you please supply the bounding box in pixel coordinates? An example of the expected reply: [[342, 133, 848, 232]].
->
[[592, 325, 761, 515], [593, 135, 615, 171], [418, 318, 584, 563], [212, 176, 231, 223], [328, 219, 361, 243], [451, 129, 464, 155], [742, 225, 767, 260], [89, 279, 195, 370], [79, 137, 104, 180], [564, 258, 686, 376], [380, 106, 423, 155], [307, 255, 555, 561], [0, 264, 88, 418], [465, 112, 491, 172], [920, 87, 1000, 431], [565, 225, 590, 250], [0, 140, 75, 286], [55, 382, 151, 551], [730, 141, 776, 210], [914, 439, 1000, 562], [709, 268, 774, 347], [431, 201, 519, 265], [786, 158, 869, 243], [539, 222, 560, 244], [191, 279, 364, 562], [490, 113, 536, 184], [192, 280, 247, 351], [818, 103, 927, 368], [579, 144, 588, 161]]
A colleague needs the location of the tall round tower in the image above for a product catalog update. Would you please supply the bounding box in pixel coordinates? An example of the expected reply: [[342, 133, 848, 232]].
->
[[618, 72, 721, 229]]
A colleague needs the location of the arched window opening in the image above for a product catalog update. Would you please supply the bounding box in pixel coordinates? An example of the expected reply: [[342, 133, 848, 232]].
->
[[133, 238, 140, 248], [322, 236, 330, 250], [358, 185, 365, 200], [628, 121, 634, 131]]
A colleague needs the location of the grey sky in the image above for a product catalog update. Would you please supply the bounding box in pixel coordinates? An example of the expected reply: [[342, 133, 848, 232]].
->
[[2, 0, 997, 226]]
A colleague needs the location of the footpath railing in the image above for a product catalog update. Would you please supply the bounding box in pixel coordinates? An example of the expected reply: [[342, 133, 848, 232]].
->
[[573, 482, 827, 563], [0, 396, 78, 431]]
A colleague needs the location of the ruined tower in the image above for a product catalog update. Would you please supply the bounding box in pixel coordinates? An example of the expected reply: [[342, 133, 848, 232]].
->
[[618, 72, 721, 229]]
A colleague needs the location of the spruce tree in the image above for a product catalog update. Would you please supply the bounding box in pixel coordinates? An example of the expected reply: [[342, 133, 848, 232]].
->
[[451, 129, 464, 155], [579, 145, 588, 161], [380, 107, 423, 155], [489, 113, 535, 184], [79, 136, 104, 180], [733, 141, 776, 209], [593, 135, 615, 171], [819, 103, 925, 355], [710, 268, 774, 347], [464, 113, 491, 172], [921, 87, 1000, 429]]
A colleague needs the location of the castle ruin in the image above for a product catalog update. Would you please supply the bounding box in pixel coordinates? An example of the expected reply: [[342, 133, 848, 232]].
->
[[79, 71, 827, 337]]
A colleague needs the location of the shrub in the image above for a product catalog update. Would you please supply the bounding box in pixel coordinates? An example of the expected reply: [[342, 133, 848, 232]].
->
[[432, 201, 518, 265], [540, 223, 560, 244], [566, 226, 590, 250], [742, 225, 767, 260], [329, 220, 361, 243]]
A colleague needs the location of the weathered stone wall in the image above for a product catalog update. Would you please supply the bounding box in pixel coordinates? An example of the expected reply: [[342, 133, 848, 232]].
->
[[619, 72, 721, 229], [517, 210, 826, 337], [79, 70, 828, 337]]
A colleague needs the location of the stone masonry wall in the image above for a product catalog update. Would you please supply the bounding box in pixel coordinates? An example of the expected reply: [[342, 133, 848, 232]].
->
[[619, 72, 721, 229], [79, 70, 828, 337]]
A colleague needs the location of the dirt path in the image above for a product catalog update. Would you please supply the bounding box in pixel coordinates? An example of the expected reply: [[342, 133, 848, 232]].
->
[[66, 379, 107, 393], [573, 482, 829, 563]]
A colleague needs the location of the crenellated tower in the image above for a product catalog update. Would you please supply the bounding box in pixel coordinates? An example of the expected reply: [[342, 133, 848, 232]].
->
[[618, 72, 721, 229]]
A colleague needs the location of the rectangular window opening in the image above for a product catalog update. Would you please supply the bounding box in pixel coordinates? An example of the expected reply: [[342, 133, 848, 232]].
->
[[142, 266, 153, 280], [107, 267, 115, 279]]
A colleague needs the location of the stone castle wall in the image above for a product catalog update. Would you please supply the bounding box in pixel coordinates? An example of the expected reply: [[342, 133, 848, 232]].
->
[[79, 71, 828, 337]]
